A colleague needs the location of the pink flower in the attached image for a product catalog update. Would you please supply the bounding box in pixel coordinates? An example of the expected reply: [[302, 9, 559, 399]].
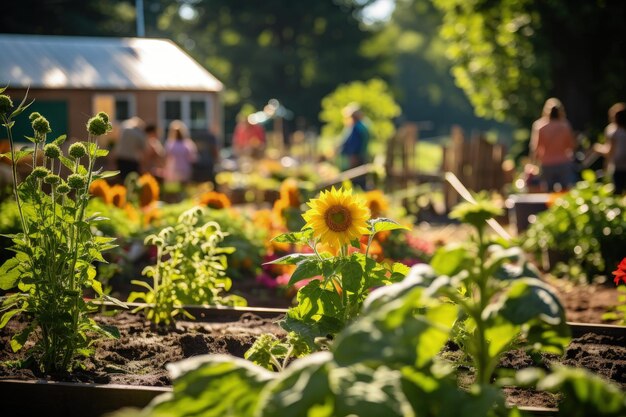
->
[[612, 257, 626, 286], [256, 273, 278, 289]]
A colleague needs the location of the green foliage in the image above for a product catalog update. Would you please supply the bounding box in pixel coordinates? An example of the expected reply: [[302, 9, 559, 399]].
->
[[156, 201, 265, 281], [128, 206, 246, 325], [423, 193, 570, 385], [156, 0, 383, 128], [0, 98, 119, 373], [268, 218, 409, 352], [523, 173, 626, 282], [107, 281, 527, 417], [319, 78, 401, 154], [512, 366, 626, 417]]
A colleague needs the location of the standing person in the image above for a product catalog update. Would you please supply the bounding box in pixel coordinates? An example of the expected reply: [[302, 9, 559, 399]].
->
[[141, 123, 165, 181], [232, 112, 266, 158], [113, 117, 146, 180], [163, 120, 198, 184], [340, 103, 370, 170], [340, 103, 370, 189], [529, 98, 577, 192], [595, 103, 626, 193]]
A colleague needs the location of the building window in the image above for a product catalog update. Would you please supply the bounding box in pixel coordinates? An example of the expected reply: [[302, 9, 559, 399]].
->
[[93, 94, 136, 123], [159, 94, 211, 136]]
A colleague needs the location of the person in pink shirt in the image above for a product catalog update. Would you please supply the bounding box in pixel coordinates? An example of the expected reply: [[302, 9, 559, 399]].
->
[[529, 98, 577, 192], [163, 120, 198, 184]]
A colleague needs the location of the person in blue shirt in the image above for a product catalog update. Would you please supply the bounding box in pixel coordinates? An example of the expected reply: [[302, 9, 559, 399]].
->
[[340, 104, 370, 170]]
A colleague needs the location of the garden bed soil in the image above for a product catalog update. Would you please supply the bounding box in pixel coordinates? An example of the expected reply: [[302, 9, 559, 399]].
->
[[547, 276, 621, 324], [0, 310, 286, 386]]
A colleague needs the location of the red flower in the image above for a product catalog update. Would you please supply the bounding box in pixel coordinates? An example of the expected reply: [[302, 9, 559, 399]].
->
[[612, 257, 626, 285]]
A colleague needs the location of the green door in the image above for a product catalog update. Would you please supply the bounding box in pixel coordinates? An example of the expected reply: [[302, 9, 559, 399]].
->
[[9, 100, 68, 144]]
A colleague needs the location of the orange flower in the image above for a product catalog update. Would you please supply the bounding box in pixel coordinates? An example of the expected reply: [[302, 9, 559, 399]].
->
[[137, 173, 159, 208], [272, 197, 289, 221], [143, 203, 161, 226], [109, 184, 127, 208], [198, 191, 232, 209], [364, 190, 389, 219], [89, 179, 112, 205], [279, 178, 300, 208], [123, 202, 139, 222]]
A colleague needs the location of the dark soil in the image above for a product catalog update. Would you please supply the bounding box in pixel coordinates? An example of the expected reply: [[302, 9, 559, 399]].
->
[[0, 310, 285, 386]]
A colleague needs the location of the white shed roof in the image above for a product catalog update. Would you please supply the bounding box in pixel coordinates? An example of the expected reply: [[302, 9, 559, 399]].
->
[[0, 34, 223, 92]]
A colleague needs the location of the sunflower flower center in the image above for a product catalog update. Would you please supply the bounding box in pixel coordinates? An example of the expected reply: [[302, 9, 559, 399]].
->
[[325, 205, 352, 232]]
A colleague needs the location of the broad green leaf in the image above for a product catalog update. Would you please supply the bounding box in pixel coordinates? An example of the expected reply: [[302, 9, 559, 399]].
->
[[331, 365, 414, 417], [0, 257, 22, 290], [339, 260, 363, 293], [369, 217, 410, 234], [58, 155, 75, 170], [92, 170, 120, 180], [288, 260, 322, 287], [271, 228, 314, 244], [258, 352, 334, 417], [153, 355, 275, 417], [430, 244, 470, 276], [95, 149, 109, 157], [265, 253, 316, 265]]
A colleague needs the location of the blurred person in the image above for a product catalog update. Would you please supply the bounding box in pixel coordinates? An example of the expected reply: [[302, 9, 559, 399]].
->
[[529, 98, 576, 192], [595, 103, 626, 193], [141, 123, 165, 181], [232, 112, 266, 158], [340, 103, 370, 189], [113, 117, 146, 179], [163, 120, 198, 184]]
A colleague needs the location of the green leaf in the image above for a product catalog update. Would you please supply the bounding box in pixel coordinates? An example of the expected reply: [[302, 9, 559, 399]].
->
[[9, 96, 34, 119], [58, 155, 75, 170], [257, 352, 334, 417], [10, 322, 35, 352], [95, 149, 109, 157], [52, 134, 67, 145], [369, 217, 410, 234], [0, 257, 23, 290], [265, 253, 316, 265], [339, 260, 363, 293], [0, 149, 34, 163], [288, 259, 322, 286], [430, 244, 469, 277], [271, 229, 314, 244], [92, 170, 119, 180], [151, 355, 274, 417], [0, 308, 22, 328]]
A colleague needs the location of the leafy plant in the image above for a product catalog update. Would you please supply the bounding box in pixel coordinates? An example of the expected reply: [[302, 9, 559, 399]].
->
[[523, 171, 626, 283], [128, 206, 246, 325], [0, 90, 121, 372], [246, 186, 410, 369], [419, 194, 571, 385], [108, 279, 522, 417]]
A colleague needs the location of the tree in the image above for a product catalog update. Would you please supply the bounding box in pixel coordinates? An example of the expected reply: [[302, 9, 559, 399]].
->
[[432, 0, 626, 135], [0, 0, 136, 37], [157, 0, 385, 131]]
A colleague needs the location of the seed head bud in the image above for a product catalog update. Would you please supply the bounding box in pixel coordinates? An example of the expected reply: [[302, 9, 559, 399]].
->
[[29, 112, 42, 121], [67, 173, 87, 189], [86, 115, 111, 136], [56, 182, 70, 194], [43, 143, 61, 159], [68, 143, 87, 159], [31, 166, 50, 179], [32, 116, 52, 135], [96, 112, 110, 124], [0, 95, 14, 115], [44, 174, 61, 185]]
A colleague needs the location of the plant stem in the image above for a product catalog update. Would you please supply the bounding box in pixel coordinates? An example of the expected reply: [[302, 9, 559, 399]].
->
[[2, 115, 29, 240]]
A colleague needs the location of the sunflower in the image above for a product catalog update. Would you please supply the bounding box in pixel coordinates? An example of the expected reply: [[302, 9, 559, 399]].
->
[[89, 179, 112, 205], [302, 186, 370, 252], [137, 173, 160, 208], [109, 184, 127, 208], [198, 191, 232, 209], [364, 189, 389, 219]]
